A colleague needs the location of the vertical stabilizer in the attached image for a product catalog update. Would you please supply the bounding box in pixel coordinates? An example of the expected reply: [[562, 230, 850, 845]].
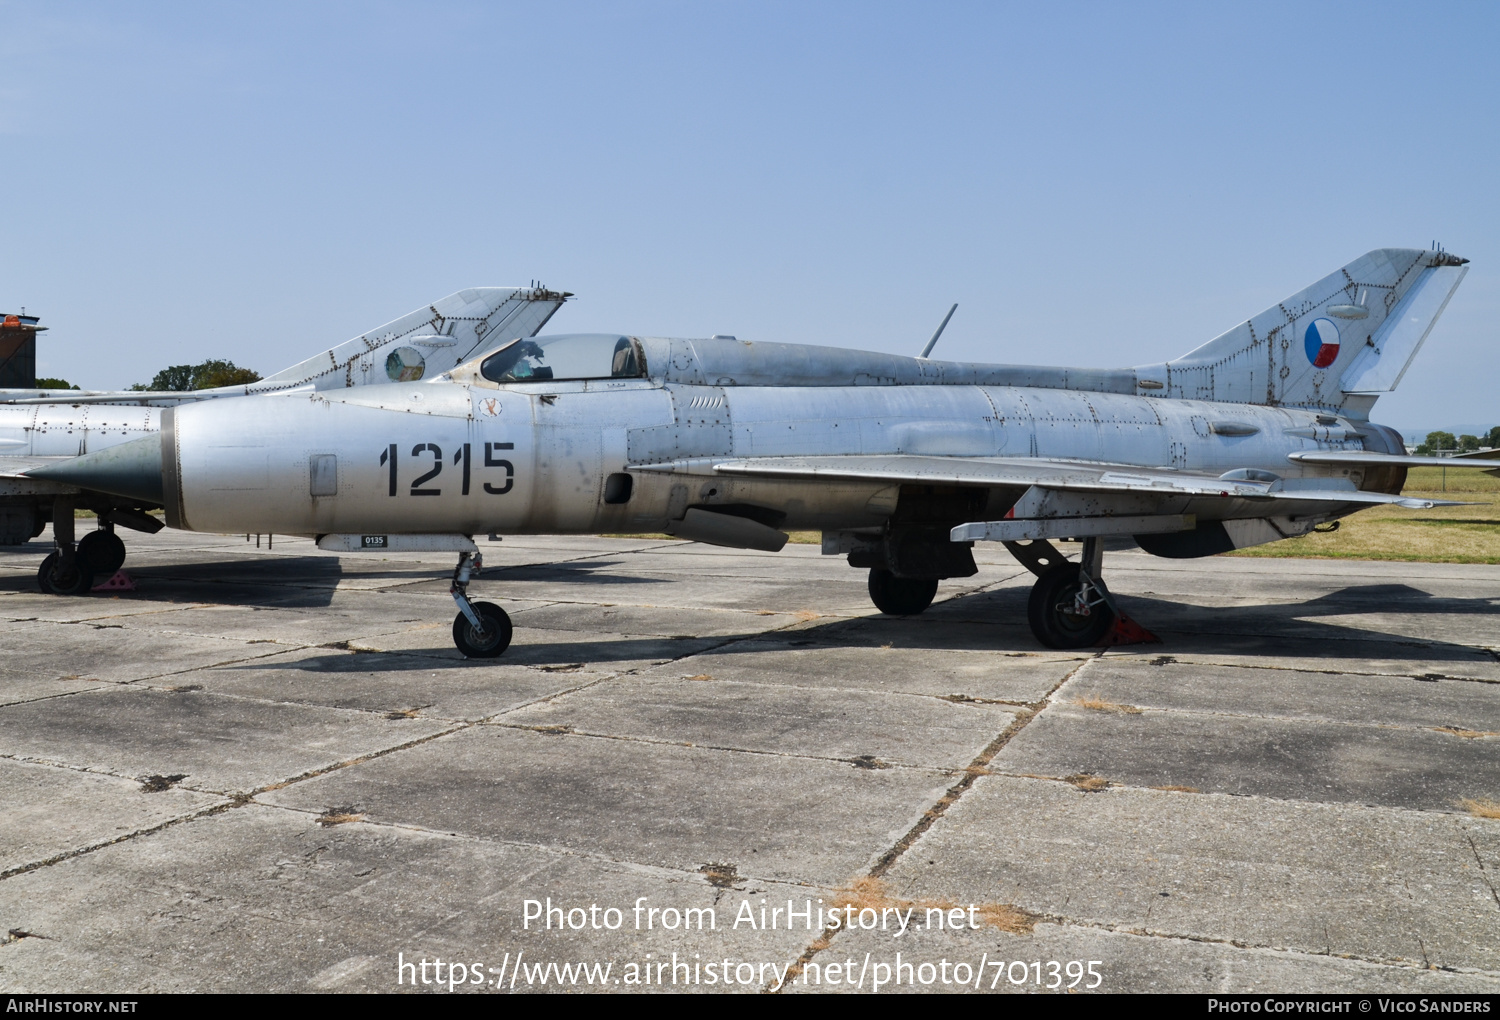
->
[[1135, 249, 1467, 417]]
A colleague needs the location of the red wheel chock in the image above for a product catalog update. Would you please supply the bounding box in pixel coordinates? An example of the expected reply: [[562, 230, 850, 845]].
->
[[1098, 612, 1159, 646], [91, 570, 136, 593]]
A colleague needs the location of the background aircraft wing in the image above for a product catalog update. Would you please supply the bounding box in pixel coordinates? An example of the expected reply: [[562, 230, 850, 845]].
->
[[0, 285, 570, 407]]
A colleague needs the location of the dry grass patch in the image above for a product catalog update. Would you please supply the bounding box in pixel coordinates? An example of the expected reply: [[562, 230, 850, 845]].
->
[[684, 673, 715, 682], [1435, 726, 1499, 740], [1459, 798, 1500, 820], [1064, 773, 1111, 792], [317, 806, 364, 827], [1071, 695, 1144, 715], [830, 877, 1037, 935], [794, 610, 822, 622], [699, 862, 740, 888], [1152, 785, 1201, 793], [786, 531, 822, 545]]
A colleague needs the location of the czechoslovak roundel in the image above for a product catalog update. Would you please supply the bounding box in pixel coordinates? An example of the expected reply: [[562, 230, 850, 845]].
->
[[1303, 317, 1341, 368]]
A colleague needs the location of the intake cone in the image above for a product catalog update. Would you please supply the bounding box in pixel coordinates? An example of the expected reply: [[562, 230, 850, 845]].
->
[[24, 435, 165, 505]]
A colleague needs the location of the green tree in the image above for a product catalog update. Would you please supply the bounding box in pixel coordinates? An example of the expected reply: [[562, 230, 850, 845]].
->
[[1420, 430, 1457, 455], [190, 359, 261, 389], [137, 360, 261, 391], [34, 377, 79, 390], [146, 365, 195, 391], [1458, 434, 1481, 452], [1487, 426, 1500, 449]]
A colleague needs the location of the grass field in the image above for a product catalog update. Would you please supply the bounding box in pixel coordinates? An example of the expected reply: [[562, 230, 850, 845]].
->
[[1226, 465, 1500, 564]]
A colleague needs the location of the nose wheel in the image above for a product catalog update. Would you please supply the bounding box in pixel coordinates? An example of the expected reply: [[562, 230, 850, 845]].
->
[[450, 551, 512, 657]]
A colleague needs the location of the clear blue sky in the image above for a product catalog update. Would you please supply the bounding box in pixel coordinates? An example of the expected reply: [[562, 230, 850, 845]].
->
[[3, 1, 1496, 436]]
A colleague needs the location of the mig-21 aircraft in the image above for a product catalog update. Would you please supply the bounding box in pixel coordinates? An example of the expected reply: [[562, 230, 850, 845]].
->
[[22, 248, 1495, 653], [0, 284, 570, 572]]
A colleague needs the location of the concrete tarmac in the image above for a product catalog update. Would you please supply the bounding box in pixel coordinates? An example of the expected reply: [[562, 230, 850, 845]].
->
[[0, 528, 1497, 994]]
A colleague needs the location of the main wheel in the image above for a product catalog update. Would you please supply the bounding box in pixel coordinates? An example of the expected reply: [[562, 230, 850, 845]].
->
[[37, 552, 95, 596], [1026, 564, 1114, 648], [78, 530, 127, 575], [867, 568, 938, 616], [452, 601, 513, 658]]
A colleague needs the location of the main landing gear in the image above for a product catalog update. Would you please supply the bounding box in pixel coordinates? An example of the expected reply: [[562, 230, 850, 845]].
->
[[1013, 536, 1155, 649], [36, 497, 136, 596], [37, 498, 93, 596], [450, 551, 512, 658], [867, 568, 938, 616], [1026, 551, 1115, 648]]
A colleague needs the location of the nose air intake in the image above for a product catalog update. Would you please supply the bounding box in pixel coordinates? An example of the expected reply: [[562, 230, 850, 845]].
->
[[23, 434, 166, 506]]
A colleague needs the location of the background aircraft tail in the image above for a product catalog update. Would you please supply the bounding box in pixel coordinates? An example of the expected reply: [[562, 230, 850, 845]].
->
[[253, 285, 570, 392], [1134, 248, 1468, 418]]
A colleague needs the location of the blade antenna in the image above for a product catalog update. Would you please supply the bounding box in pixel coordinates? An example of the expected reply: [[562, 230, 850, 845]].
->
[[918, 303, 958, 359]]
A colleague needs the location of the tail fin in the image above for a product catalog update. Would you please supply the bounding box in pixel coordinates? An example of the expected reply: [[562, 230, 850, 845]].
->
[[1135, 249, 1467, 417], [253, 285, 570, 391]]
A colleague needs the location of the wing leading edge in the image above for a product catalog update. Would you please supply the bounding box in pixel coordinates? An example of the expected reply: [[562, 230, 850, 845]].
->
[[631, 454, 1465, 511]]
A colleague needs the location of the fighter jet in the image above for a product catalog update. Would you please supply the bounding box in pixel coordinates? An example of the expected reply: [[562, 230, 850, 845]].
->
[[0, 285, 569, 573], [25, 248, 1493, 653]]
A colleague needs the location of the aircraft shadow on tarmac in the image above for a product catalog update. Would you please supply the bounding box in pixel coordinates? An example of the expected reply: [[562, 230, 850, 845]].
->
[[6, 543, 1495, 669], [0, 554, 346, 607], [936, 582, 1500, 666], [216, 579, 1499, 675]]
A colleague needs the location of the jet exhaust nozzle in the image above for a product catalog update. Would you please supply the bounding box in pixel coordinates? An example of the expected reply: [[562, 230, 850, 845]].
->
[[24, 435, 166, 506]]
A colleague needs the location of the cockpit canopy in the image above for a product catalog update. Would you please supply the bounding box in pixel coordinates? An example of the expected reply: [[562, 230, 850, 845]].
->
[[480, 333, 643, 384]]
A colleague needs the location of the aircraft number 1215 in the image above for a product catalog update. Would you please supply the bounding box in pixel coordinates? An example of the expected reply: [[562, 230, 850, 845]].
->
[[378, 442, 514, 497]]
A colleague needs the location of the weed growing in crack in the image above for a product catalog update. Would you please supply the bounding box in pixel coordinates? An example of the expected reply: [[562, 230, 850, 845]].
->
[[1071, 695, 1143, 714], [1459, 798, 1500, 819]]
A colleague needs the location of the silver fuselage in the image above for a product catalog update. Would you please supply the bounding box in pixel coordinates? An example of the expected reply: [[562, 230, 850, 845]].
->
[[156, 374, 1391, 537]]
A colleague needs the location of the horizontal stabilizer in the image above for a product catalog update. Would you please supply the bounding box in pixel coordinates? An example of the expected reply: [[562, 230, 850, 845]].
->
[[1288, 451, 1500, 469]]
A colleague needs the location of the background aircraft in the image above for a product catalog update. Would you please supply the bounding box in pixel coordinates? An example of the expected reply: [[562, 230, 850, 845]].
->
[[0, 284, 568, 573], [26, 248, 1496, 652]]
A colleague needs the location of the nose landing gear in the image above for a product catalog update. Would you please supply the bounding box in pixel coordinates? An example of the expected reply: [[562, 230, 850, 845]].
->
[[450, 551, 512, 658]]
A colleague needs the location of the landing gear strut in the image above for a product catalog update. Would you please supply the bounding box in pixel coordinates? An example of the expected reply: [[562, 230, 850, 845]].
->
[[37, 497, 93, 596], [1025, 537, 1117, 648], [450, 551, 512, 658]]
